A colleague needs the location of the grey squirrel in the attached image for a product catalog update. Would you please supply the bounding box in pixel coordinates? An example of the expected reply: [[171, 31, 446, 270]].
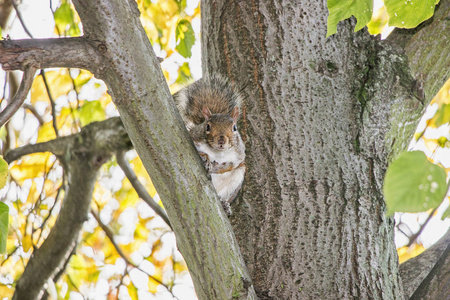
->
[[176, 75, 245, 214]]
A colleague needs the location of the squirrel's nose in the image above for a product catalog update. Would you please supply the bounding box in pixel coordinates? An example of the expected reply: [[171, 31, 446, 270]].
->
[[217, 135, 226, 145]]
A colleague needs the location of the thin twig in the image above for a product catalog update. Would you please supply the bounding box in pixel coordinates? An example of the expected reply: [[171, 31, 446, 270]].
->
[[0, 65, 37, 127], [37, 186, 63, 245], [40, 70, 59, 137], [407, 207, 439, 247], [90, 209, 175, 293], [116, 151, 172, 229], [22, 103, 44, 125], [11, 0, 33, 38], [12, 2, 59, 137]]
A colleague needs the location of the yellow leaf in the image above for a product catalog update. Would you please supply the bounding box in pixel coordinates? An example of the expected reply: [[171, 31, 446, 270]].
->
[[398, 244, 426, 264], [9, 153, 54, 181], [0, 285, 14, 298], [26, 180, 39, 204], [173, 259, 188, 273], [31, 74, 50, 104], [148, 276, 161, 293], [31, 70, 73, 104], [73, 70, 93, 90], [127, 283, 138, 299], [130, 156, 157, 197], [426, 78, 450, 128], [37, 121, 58, 143], [0, 156, 8, 189], [22, 234, 32, 252], [421, 137, 438, 152]]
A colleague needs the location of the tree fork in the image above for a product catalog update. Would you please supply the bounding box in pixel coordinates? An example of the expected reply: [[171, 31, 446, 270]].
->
[[70, 0, 257, 298]]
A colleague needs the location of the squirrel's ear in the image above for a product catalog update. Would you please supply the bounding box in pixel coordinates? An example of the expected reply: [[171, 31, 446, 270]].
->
[[231, 106, 240, 122], [202, 106, 212, 120]]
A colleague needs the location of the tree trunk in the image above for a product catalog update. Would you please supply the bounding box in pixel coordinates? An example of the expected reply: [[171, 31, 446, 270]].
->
[[202, 1, 426, 298]]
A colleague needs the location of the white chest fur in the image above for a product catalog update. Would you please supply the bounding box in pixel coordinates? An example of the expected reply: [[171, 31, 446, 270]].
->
[[195, 142, 245, 202]]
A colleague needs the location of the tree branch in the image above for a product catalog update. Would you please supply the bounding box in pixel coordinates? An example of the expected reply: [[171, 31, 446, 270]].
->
[[116, 150, 172, 230], [388, 0, 450, 104], [22, 103, 44, 125], [40, 70, 59, 136], [0, 65, 37, 127], [4, 134, 71, 163], [400, 228, 450, 299], [0, 37, 105, 73], [406, 208, 438, 247]]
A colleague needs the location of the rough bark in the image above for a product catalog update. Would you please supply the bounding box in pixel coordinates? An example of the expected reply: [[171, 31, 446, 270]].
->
[[69, 0, 256, 299], [9, 117, 131, 300], [388, 0, 450, 104], [0, 37, 104, 72], [200, 0, 444, 298], [408, 236, 450, 300]]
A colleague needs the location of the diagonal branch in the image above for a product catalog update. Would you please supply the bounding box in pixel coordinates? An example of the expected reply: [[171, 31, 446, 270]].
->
[[0, 37, 105, 73], [400, 228, 450, 299], [0, 64, 37, 127], [116, 150, 172, 230], [10, 0, 34, 38]]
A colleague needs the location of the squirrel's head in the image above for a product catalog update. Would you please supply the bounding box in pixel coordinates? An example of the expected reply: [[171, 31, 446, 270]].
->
[[202, 106, 240, 151]]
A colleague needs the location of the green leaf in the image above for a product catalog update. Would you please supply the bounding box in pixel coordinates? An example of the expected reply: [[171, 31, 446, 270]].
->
[[0, 202, 9, 253], [54, 2, 73, 31], [384, 0, 438, 28], [54, 1, 80, 36], [442, 205, 450, 220], [0, 156, 7, 189], [326, 0, 373, 37], [175, 19, 195, 58], [176, 62, 192, 85], [78, 101, 106, 127], [429, 103, 450, 128], [383, 151, 447, 215], [175, 0, 187, 12]]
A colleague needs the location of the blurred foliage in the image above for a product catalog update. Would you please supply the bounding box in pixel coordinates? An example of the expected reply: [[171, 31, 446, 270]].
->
[[397, 244, 426, 264], [0, 0, 198, 298], [327, 0, 439, 37], [175, 19, 195, 58]]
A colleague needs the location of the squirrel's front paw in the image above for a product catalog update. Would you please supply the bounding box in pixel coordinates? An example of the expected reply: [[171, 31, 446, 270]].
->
[[221, 200, 232, 216]]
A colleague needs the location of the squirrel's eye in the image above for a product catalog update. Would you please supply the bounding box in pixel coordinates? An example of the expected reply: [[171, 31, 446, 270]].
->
[[206, 124, 211, 132], [233, 124, 237, 132]]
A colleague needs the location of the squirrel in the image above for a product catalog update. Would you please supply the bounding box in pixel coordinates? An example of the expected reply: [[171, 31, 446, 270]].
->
[[175, 74, 245, 214]]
